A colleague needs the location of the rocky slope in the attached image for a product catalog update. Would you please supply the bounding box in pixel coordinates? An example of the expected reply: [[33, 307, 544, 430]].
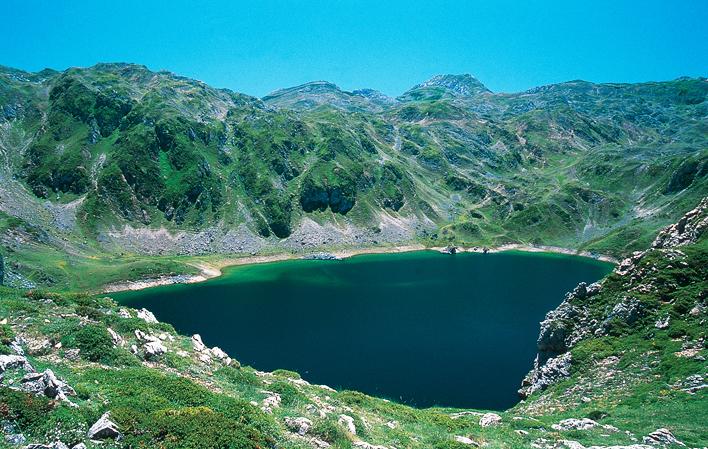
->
[[0, 199, 705, 449], [0, 64, 707, 288]]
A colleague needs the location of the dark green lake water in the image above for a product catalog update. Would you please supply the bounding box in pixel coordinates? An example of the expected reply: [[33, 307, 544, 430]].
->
[[114, 250, 612, 409]]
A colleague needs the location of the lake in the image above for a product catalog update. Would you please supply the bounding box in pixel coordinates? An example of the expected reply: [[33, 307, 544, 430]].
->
[[113, 250, 613, 409]]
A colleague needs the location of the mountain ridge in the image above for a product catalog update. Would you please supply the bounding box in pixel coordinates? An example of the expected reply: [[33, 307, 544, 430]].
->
[[0, 62, 706, 289]]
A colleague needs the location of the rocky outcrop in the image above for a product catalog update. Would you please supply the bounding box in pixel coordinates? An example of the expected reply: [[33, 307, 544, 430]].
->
[[652, 198, 708, 249], [87, 412, 121, 440], [20, 369, 76, 404], [519, 352, 572, 398], [143, 340, 167, 359], [519, 283, 599, 398], [0, 352, 34, 374], [136, 308, 158, 324], [521, 198, 708, 398]]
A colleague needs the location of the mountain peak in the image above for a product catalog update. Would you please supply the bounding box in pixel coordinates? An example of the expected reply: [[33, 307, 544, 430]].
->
[[398, 74, 490, 102], [416, 74, 490, 96]]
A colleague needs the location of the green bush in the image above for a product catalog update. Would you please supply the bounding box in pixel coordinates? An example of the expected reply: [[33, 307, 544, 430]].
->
[[0, 389, 53, 434], [65, 324, 115, 363]]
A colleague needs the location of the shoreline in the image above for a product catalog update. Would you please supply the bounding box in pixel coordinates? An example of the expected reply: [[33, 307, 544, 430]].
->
[[102, 243, 617, 294]]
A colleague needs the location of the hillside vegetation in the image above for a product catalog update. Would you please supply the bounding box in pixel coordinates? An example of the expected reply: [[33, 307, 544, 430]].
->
[[0, 65, 706, 287]]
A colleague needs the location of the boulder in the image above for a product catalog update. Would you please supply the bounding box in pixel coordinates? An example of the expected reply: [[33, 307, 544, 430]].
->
[[654, 315, 670, 329], [87, 412, 121, 440], [552, 418, 598, 431], [0, 354, 33, 373], [284, 416, 313, 436], [136, 308, 158, 324], [602, 297, 643, 330], [192, 334, 207, 352], [20, 369, 76, 403], [144, 340, 167, 359], [642, 428, 685, 447], [479, 413, 502, 427], [338, 414, 357, 434], [210, 346, 228, 360]]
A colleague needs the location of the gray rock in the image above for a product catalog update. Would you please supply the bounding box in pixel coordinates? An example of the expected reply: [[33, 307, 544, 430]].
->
[[479, 413, 502, 427], [192, 334, 207, 352], [603, 297, 643, 330], [519, 352, 572, 398], [0, 354, 33, 373], [4, 433, 25, 446], [552, 418, 598, 431], [338, 414, 357, 434], [144, 340, 167, 359], [20, 369, 76, 403], [136, 308, 158, 324], [71, 444, 87, 449], [654, 315, 670, 329], [642, 428, 685, 447], [284, 416, 313, 435], [87, 412, 121, 440], [302, 252, 342, 260], [107, 328, 124, 346], [652, 198, 707, 249]]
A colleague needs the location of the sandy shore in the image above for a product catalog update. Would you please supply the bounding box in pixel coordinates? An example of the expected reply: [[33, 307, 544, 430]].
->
[[102, 243, 616, 294]]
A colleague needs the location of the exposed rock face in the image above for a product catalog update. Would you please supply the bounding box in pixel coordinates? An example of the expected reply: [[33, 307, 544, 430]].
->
[[521, 198, 708, 398], [87, 412, 121, 440], [520, 352, 572, 398], [519, 283, 599, 398], [652, 198, 708, 249]]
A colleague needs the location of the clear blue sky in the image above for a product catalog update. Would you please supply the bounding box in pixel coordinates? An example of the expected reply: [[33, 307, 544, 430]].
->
[[3, 0, 707, 97]]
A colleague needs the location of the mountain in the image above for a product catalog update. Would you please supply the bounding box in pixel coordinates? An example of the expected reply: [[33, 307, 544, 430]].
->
[[263, 81, 396, 112], [0, 63, 707, 289], [398, 73, 491, 101], [0, 202, 704, 448]]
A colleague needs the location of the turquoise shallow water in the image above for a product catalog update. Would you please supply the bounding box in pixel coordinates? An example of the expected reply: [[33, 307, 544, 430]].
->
[[113, 250, 613, 409]]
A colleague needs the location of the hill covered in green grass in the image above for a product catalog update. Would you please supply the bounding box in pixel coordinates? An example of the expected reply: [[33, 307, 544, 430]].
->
[[0, 64, 706, 288]]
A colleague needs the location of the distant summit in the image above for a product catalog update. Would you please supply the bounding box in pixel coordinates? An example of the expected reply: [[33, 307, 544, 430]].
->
[[262, 81, 396, 112], [399, 74, 490, 101]]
